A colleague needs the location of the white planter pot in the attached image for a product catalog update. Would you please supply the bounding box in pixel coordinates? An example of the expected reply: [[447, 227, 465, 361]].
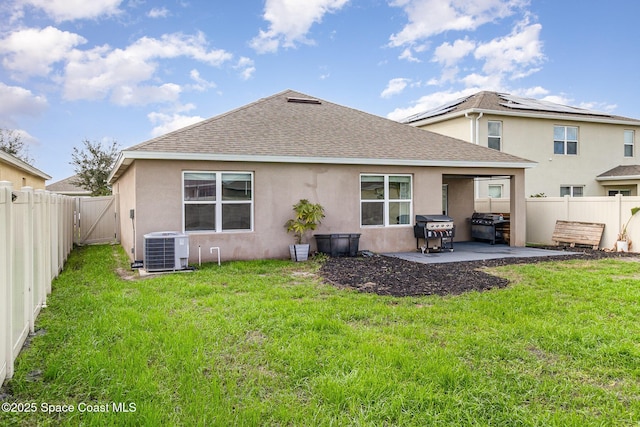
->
[[616, 240, 629, 252], [289, 244, 310, 262]]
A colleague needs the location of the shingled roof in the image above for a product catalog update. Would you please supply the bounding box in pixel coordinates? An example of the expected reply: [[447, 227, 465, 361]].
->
[[597, 165, 640, 180], [46, 175, 91, 195], [402, 91, 640, 125], [109, 90, 534, 182]]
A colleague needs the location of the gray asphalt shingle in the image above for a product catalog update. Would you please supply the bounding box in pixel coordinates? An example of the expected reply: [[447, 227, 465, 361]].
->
[[124, 89, 533, 166]]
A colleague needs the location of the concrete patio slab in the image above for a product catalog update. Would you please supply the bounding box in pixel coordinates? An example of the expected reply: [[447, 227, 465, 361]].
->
[[383, 241, 576, 264]]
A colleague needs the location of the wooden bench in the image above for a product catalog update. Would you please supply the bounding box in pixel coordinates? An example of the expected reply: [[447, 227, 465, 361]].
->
[[551, 220, 605, 249]]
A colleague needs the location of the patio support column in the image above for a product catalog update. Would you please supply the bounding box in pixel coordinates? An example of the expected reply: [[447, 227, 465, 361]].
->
[[510, 171, 526, 247]]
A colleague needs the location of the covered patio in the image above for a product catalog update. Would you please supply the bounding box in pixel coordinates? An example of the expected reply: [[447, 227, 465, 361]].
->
[[384, 241, 575, 264]]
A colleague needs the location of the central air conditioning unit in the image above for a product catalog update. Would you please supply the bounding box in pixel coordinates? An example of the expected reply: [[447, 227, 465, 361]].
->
[[143, 231, 189, 272]]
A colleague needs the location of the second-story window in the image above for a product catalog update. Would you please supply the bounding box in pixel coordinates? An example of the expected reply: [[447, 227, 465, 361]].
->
[[624, 130, 635, 157], [488, 121, 502, 151], [554, 125, 578, 155]]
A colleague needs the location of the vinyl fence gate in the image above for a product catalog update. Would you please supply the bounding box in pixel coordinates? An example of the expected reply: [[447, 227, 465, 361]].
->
[[75, 196, 118, 245]]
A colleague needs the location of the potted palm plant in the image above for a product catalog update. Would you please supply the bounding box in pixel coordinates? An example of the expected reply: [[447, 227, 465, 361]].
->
[[285, 199, 325, 261], [616, 206, 640, 252]]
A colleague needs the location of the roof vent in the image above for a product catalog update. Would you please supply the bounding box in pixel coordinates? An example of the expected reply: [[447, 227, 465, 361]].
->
[[287, 97, 321, 105]]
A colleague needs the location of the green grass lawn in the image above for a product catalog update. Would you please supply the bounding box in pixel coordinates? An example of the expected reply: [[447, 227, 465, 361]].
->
[[2, 245, 639, 426]]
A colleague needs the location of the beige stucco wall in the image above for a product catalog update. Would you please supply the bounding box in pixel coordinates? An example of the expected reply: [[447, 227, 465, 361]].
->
[[114, 159, 526, 262], [112, 163, 137, 259], [0, 161, 47, 190], [417, 116, 472, 143], [418, 114, 640, 197]]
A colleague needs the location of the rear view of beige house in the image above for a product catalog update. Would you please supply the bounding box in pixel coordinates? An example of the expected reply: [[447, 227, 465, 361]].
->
[[108, 90, 534, 263], [402, 91, 640, 198]]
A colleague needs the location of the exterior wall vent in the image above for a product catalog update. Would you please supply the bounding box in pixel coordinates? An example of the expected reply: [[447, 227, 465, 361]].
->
[[143, 231, 189, 272], [287, 97, 321, 104]]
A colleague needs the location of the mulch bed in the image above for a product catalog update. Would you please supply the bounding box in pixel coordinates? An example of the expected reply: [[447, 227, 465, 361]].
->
[[318, 247, 639, 297]]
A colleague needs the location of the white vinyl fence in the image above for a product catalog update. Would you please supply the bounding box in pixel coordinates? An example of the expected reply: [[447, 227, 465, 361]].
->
[[476, 194, 640, 250], [1, 182, 74, 386]]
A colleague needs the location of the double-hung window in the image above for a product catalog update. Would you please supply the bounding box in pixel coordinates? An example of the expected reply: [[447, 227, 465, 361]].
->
[[624, 130, 635, 157], [183, 171, 253, 232], [488, 121, 502, 151], [560, 185, 583, 197], [554, 126, 578, 155], [360, 174, 412, 226]]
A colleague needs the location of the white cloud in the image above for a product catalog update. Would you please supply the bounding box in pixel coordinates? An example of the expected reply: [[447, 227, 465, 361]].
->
[[0, 26, 86, 79], [432, 37, 475, 67], [126, 33, 232, 67], [389, 0, 525, 47], [399, 47, 420, 63], [0, 82, 48, 117], [251, 0, 350, 53], [460, 72, 502, 89], [18, 0, 123, 22], [474, 19, 544, 78], [62, 32, 233, 105], [111, 83, 182, 106], [427, 66, 461, 86], [148, 7, 169, 18], [188, 69, 217, 91], [381, 78, 411, 98], [234, 57, 255, 80], [147, 111, 204, 137]]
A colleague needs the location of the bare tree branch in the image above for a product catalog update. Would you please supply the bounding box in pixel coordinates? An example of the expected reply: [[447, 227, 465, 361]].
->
[[0, 128, 34, 165]]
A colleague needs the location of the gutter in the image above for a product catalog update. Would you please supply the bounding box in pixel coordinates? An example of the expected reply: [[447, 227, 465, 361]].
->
[[108, 150, 536, 183], [407, 108, 640, 127], [596, 175, 640, 182]]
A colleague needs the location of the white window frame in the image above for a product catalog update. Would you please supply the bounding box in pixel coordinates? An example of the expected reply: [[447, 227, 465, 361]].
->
[[360, 174, 412, 227], [554, 125, 578, 155], [182, 171, 254, 233], [488, 184, 503, 198], [560, 185, 583, 197], [624, 130, 635, 157], [488, 121, 502, 151]]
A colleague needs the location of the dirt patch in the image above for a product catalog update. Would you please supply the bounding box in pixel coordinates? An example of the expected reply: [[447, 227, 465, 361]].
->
[[319, 247, 639, 297]]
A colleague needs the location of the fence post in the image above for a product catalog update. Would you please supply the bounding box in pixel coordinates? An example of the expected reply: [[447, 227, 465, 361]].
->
[[21, 187, 35, 335], [42, 191, 52, 295], [615, 193, 623, 238], [0, 182, 14, 380], [33, 190, 46, 312]]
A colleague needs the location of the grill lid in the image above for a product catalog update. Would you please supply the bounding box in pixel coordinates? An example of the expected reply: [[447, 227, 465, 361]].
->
[[415, 214, 453, 223], [471, 213, 507, 223]]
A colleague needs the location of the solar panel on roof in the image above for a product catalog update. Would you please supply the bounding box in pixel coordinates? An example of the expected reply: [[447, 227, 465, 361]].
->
[[498, 93, 610, 117], [401, 95, 472, 123]]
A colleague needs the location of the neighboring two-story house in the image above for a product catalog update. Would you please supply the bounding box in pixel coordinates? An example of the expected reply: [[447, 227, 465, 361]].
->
[[402, 91, 640, 197], [0, 149, 50, 190]]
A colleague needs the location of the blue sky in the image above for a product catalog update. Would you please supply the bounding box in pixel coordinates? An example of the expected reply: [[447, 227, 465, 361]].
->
[[1, 0, 639, 182]]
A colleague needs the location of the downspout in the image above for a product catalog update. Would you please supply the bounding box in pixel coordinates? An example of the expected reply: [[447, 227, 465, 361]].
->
[[468, 112, 483, 200], [475, 112, 483, 145], [465, 112, 474, 143]]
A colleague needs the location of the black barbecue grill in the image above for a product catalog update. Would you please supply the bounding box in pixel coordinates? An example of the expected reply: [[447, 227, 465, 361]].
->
[[470, 213, 509, 245], [413, 215, 455, 253]]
